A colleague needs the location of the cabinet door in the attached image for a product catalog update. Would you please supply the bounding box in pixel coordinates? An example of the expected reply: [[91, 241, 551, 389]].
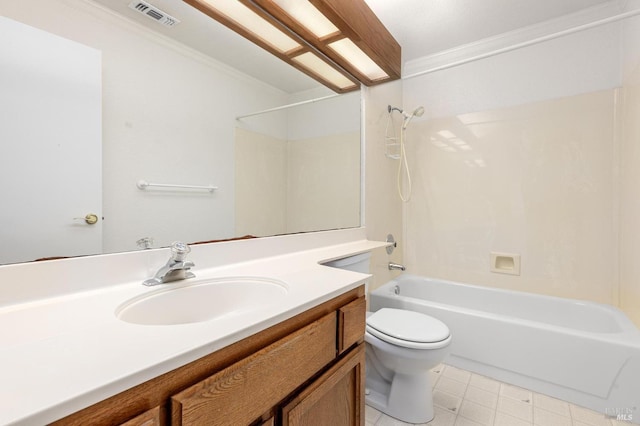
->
[[282, 344, 365, 426]]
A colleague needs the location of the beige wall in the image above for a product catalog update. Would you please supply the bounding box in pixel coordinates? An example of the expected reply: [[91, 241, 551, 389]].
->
[[287, 132, 360, 233], [619, 12, 640, 326], [235, 128, 287, 237], [235, 129, 360, 237], [363, 82, 405, 291], [404, 90, 618, 304]]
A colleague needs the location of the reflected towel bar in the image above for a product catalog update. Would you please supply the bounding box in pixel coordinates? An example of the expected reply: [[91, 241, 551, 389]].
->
[[136, 180, 218, 193]]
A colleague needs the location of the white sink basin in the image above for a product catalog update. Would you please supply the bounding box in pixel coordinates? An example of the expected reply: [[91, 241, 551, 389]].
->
[[116, 277, 288, 325]]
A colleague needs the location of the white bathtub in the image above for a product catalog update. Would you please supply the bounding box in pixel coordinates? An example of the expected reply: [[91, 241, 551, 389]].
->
[[369, 274, 640, 423]]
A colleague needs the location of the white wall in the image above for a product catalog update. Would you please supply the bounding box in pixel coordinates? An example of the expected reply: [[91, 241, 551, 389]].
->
[[403, 21, 621, 120], [0, 0, 289, 253], [286, 90, 361, 140]]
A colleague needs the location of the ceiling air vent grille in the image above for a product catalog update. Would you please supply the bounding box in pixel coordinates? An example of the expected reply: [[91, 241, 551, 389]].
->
[[128, 1, 180, 27]]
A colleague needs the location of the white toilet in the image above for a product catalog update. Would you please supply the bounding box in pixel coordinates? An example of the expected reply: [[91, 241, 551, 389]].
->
[[324, 253, 452, 424], [365, 308, 451, 423]]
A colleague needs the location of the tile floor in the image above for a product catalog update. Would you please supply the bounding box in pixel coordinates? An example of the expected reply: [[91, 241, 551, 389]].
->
[[365, 364, 631, 426]]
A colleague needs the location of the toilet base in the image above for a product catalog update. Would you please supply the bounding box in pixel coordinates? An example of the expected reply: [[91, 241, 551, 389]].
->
[[365, 370, 435, 424]]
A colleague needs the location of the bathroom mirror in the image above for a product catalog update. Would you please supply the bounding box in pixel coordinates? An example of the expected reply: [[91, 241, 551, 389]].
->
[[0, 0, 361, 265]]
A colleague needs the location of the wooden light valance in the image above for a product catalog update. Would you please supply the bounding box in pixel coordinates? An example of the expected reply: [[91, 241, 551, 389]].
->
[[183, 0, 401, 93]]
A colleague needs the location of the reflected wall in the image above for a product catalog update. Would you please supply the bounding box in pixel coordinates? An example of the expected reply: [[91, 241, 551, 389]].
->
[[0, 0, 290, 257], [235, 92, 361, 237], [620, 9, 640, 327], [235, 128, 360, 236], [0, 0, 362, 264]]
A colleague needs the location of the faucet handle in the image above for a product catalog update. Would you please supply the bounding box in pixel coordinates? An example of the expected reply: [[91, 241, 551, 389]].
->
[[170, 241, 191, 261]]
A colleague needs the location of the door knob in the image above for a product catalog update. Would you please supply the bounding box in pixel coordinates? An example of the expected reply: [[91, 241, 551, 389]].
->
[[74, 213, 99, 225]]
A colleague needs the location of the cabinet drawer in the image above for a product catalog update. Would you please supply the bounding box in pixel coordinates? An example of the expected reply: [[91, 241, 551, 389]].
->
[[338, 296, 366, 355], [171, 313, 337, 426]]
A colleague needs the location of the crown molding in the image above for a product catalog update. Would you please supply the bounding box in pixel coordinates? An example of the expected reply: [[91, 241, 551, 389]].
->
[[63, 0, 288, 97], [403, 0, 625, 78]]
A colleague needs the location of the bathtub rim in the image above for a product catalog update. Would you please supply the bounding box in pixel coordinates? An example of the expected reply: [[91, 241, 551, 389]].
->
[[372, 274, 640, 342]]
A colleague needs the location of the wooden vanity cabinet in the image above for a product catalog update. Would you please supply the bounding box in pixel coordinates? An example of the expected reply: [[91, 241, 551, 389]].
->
[[171, 312, 338, 425], [50, 286, 366, 426]]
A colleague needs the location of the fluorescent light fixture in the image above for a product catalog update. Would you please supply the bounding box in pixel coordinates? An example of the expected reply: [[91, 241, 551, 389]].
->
[[328, 38, 388, 81], [199, 0, 300, 53], [292, 52, 358, 90], [271, 0, 338, 38], [183, 0, 400, 93]]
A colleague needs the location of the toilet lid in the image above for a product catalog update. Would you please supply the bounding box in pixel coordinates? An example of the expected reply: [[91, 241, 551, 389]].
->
[[366, 308, 450, 344]]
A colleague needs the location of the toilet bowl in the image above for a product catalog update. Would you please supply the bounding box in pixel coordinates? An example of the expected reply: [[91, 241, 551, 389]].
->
[[365, 308, 452, 424], [323, 253, 452, 423]]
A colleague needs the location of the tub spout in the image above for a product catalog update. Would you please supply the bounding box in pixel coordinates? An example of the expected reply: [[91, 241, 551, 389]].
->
[[388, 262, 406, 271]]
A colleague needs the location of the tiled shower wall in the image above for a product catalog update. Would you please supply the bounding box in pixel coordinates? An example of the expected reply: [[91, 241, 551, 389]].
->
[[404, 89, 618, 305], [398, 13, 640, 325]]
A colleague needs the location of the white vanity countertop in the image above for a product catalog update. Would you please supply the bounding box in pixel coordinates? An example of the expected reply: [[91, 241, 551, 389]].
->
[[0, 229, 387, 425]]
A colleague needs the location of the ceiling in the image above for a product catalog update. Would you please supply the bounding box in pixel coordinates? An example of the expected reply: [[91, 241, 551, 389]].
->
[[364, 0, 612, 63], [93, 0, 614, 94]]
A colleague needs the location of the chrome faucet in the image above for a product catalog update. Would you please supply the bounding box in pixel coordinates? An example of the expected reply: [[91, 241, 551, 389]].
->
[[143, 241, 195, 286], [388, 262, 406, 271]]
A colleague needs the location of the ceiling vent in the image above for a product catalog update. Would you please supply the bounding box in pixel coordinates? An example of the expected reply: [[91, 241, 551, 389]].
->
[[128, 1, 180, 27]]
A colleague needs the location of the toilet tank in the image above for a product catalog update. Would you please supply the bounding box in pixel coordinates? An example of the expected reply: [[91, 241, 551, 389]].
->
[[324, 252, 371, 274]]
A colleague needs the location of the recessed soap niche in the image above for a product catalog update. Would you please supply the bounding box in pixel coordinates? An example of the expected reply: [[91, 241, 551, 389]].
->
[[490, 252, 521, 276]]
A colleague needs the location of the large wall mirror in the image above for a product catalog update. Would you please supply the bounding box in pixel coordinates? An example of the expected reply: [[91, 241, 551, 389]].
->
[[0, 0, 361, 265]]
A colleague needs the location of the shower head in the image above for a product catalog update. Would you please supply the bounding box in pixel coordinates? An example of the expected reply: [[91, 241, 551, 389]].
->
[[388, 105, 424, 118], [402, 106, 424, 119], [388, 104, 425, 129], [412, 106, 425, 117], [402, 105, 424, 129]]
